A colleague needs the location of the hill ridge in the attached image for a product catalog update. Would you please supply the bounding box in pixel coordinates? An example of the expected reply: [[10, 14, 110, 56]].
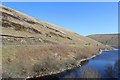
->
[[1, 5, 113, 79]]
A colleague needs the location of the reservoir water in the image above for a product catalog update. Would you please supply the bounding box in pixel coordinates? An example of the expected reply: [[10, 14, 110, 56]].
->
[[58, 49, 120, 79], [28, 49, 120, 80]]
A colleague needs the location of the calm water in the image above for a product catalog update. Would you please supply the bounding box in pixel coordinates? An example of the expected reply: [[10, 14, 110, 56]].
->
[[28, 49, 120, 80], [58, 49, 120, 79]]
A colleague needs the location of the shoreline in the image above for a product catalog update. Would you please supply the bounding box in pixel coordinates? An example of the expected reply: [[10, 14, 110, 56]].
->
[[26, 49, 112, 80]]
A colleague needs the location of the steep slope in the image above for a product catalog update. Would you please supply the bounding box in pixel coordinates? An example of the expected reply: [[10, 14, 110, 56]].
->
[[1, 5, 113, 79], [87, 34, 119, 48]]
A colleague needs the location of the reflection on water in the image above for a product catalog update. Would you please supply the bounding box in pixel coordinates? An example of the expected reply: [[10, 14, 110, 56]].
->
[[114, 59, 120, 79], [28, 49, 120, 80], [58, 49, 120, 79], [79, 66, 100, 78]]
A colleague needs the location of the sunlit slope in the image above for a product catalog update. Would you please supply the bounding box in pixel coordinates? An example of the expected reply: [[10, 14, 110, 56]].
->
[[87, 34, 119, 48], [1, 5, 113, 78]]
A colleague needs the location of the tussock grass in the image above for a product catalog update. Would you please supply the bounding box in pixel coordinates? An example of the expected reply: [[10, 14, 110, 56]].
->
[[2, 44, 110, 78]]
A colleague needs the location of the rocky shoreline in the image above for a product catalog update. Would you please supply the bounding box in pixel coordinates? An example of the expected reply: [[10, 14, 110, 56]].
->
[[26, 48, 114, 80], [2, 5, 114, 79]]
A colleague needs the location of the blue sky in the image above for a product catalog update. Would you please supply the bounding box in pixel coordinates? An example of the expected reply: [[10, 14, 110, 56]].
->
[[2, 2, 118, 36]]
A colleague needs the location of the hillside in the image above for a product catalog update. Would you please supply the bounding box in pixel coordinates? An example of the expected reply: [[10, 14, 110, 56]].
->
[[87, 34, 119, 48], [1, 5, 113, 79]]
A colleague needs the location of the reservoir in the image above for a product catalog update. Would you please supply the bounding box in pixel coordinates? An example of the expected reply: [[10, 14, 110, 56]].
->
[[28, 49, 120, 80]]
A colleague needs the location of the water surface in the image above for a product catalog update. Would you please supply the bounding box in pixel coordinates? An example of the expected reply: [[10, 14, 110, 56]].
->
[[28, 49, 120, 80], [58, 49, 119, 79]]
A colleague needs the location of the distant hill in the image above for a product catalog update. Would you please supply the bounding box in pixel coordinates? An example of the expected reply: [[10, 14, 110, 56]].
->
[[87, 34, 119, 48], [1, 5, 113, 79]]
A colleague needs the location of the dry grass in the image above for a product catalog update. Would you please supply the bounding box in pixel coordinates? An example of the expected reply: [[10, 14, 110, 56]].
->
[[1, 5, 114, 79], [2, 44, 106, 78]]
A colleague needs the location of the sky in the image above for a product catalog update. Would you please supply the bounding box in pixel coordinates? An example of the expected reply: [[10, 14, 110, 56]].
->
[[2, 2, 118, 36], [1, 0, 119, 2]]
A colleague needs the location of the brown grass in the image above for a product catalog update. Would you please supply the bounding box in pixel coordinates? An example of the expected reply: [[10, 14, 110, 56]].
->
[[2, 44, 104, 78]]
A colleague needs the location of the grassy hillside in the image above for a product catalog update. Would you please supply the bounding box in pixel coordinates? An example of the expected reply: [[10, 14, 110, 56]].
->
[[87, 34, 119, 48], [1, 5, 113, 79]]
